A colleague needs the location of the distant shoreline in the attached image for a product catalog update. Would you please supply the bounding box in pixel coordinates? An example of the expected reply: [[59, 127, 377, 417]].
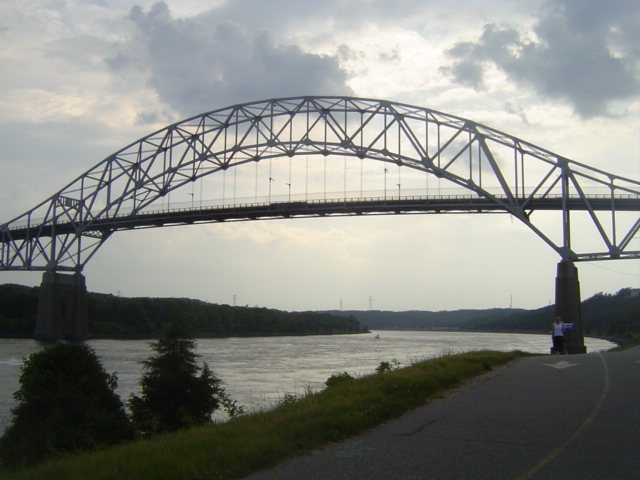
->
[[0, 330, 371, 341]]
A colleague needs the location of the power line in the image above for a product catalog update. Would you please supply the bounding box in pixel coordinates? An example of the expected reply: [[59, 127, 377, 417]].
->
[[582, 262, 640, 278]]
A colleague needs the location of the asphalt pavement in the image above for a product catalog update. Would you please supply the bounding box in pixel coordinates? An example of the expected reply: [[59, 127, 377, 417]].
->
[[243, 346, 640, 480]]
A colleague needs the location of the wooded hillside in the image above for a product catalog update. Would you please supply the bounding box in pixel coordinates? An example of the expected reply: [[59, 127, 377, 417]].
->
[[330, 288, 639, 340], [0, 284, 365, 338], [1, 284, 637, 340]]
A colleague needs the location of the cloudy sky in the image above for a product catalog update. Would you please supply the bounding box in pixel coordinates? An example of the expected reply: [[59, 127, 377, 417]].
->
[[1, 0, 638, 313]]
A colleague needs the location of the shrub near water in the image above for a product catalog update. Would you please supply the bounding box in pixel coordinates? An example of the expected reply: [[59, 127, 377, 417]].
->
[[0, 342, 134, 468], [0, 350, 524, 480]]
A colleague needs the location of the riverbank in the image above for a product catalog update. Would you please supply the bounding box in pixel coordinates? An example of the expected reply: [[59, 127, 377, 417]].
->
[[0, 330, 372, 342], [0, 350, 526, 479]]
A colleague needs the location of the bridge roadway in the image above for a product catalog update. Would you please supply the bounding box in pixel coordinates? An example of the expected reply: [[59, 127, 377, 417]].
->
[[244, 346, 640, 480], [4, 194, 640, 239]]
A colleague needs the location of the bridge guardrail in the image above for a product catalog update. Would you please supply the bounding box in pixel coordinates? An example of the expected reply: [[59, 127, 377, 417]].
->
[[3, 193, 639, 236]]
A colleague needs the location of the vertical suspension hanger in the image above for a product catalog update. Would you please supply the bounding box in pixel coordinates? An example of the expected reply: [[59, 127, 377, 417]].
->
[[360, 109, 364, 198], [268, 157, 273, 203], [233, 165, 237, 205], [323, 155, 327, 200], [397, 108, 402, 198], [426, 168, 429, 197], [343, 102, 348, 200], [222, 168, 226, 206], [344, 155, 347, 200], [254, 160, 258, 202], [468, 130, 473, 185], [288, 155, 292, 201], [425, 113, 429, 197], [437, 123, 441, 196], [477, 139, 482, 193], [324, 110, 328, 200], [360, 156, 364, 198]]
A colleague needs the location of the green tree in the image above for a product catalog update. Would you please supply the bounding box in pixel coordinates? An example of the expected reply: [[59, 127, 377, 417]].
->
[[128, 322, 239, 436], [0, 342, 134, 468]]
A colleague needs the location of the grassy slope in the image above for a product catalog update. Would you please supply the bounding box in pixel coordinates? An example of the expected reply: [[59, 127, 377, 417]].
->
[[0, 350, 526, 480]]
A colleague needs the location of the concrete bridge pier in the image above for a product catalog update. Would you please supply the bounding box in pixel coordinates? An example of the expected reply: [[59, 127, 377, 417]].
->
[[554, 260, 586, 354], [35, 271, 88, 341]]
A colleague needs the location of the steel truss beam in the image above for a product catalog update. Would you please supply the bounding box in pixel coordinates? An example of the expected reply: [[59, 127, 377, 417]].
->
[[2, 96, 639, 271]]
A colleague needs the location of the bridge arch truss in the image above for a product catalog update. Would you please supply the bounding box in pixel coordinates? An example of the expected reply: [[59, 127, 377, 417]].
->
[[2, 96, 639, 272]]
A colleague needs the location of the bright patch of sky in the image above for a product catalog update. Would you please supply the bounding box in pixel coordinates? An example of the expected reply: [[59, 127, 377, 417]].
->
[[0, 0, 638, 311]]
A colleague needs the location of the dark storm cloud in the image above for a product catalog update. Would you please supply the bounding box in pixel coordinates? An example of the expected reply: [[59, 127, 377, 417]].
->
[[108, 2, 351, 117], [444, 0, 639, 117]]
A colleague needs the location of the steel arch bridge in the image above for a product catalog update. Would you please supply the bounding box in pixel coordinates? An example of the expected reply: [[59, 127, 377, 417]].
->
[[1, 96, 639, 274]]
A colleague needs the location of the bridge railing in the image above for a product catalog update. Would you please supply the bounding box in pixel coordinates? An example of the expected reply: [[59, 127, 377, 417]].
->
[[4, 191, 639, 233]]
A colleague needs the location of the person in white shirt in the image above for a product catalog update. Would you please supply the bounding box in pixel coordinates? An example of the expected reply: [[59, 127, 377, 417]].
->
[[551, 316, 565, 354]]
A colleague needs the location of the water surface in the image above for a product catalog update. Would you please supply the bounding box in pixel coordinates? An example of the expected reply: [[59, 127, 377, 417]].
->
[[0, 331, 616, 430]]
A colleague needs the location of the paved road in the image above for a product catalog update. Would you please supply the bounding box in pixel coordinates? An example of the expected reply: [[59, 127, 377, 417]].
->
[[244, 346, 639, 480]]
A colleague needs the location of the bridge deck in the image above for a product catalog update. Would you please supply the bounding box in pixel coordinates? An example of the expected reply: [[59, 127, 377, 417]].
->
[[3, 195, 639, 241]]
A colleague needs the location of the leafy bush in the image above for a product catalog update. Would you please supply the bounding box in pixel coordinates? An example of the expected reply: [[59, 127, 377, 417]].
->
[[325, 371, 354, 387], [278, 392, 300, 406], [0, 342, 134, 468], [375, 359, 401, 373]]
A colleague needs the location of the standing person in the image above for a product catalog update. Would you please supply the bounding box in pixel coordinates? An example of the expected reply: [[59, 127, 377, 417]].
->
[[551, 316, 565, 354]]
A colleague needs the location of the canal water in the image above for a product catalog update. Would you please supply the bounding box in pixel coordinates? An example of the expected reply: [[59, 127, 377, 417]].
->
[[0, 331, 616, 431]]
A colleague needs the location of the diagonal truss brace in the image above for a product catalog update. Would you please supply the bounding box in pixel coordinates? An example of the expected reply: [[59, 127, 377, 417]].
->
[[1, 96, 638, 272]]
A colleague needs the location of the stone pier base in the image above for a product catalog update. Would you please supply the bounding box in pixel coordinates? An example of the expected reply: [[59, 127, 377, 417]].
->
[[555, 261, 586, 354], [35, 271, 88, 341]]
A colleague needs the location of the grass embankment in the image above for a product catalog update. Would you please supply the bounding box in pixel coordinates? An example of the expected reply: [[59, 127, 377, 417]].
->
[[0, 350, 526, 480]]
